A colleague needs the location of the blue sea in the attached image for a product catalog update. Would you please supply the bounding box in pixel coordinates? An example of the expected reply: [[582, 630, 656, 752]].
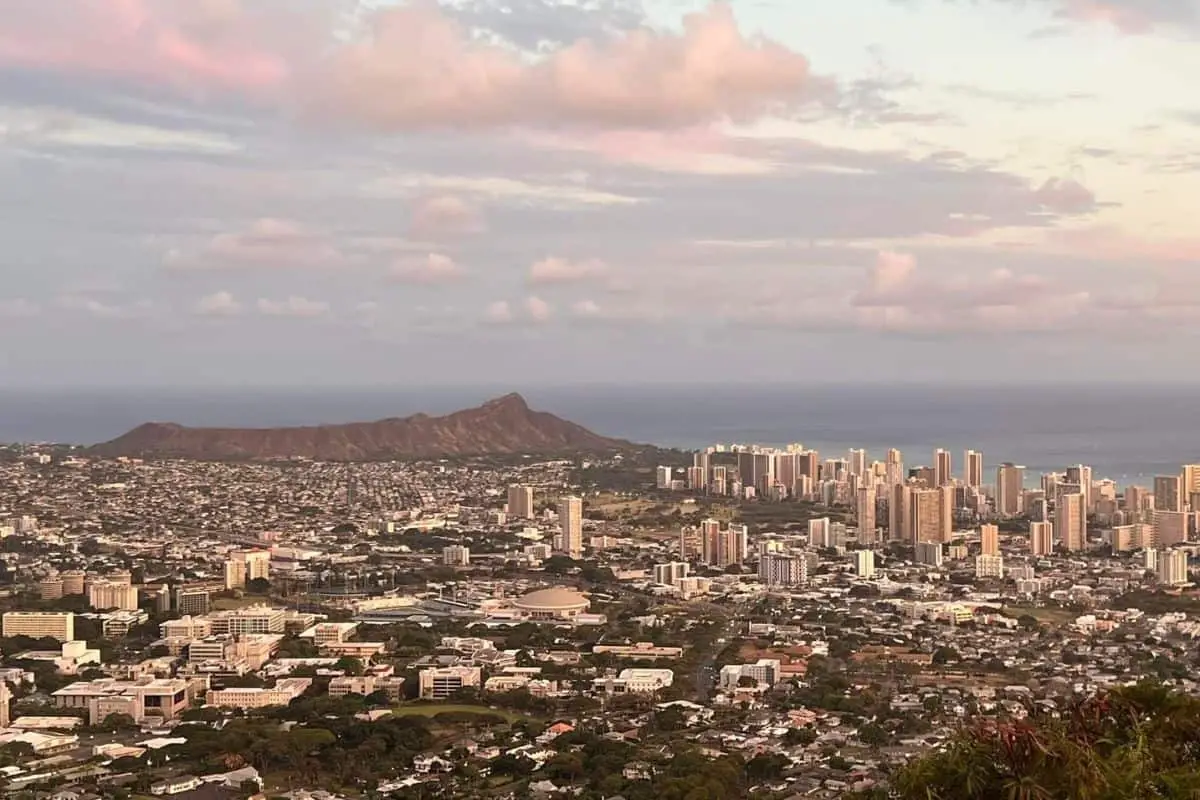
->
[[1, 383, 1198, 482]]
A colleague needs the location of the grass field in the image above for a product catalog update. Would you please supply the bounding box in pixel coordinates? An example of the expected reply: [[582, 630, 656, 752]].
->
[[391, 704, 531, 723], [1004, 605, 1077, 626]]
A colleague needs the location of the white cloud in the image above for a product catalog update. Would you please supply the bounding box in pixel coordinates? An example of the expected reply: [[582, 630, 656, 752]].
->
[[256, 296, 330, 318], [194, 290, 242, 317], [484, 300, 514, 324], [526, 295, 552, 322], [391, 253, 466, 284]]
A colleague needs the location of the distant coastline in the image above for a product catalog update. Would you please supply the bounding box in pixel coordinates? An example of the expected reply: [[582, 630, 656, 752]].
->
[[1, 383, 1197, 482]]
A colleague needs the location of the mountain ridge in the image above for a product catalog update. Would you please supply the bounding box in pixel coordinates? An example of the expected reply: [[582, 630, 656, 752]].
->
[[88, 393, 636, 461]]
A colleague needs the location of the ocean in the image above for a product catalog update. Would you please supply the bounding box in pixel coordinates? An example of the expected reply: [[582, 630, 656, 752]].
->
[[1, 383, 1198, 482]]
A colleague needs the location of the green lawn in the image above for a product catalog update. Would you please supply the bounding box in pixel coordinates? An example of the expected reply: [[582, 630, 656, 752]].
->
[[390, 703, 531, 722]]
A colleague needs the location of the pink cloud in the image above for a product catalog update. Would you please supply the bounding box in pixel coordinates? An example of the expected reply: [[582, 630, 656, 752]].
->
[[315, 2, 817, 129], [1046, 225, 1200, 262], [409, 195, 486, 240], [528, 257, 609, 285], [0, 0, 293, 94], [391, 254, 467, 284], [166, 218, 345, 270], [1033, 177, 1097, 213]]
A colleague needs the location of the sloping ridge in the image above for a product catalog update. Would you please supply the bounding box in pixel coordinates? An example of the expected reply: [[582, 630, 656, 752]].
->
[[88, 393, 634, 460]]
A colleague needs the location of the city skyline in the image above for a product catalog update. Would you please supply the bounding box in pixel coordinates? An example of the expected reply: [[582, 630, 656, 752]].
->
[[2, 1, 1200, 385]]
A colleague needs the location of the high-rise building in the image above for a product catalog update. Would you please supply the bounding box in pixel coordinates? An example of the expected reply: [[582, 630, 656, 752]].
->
[[889, 483, 910, 542], [176, 588, 211, 617], [915, 541, 944, 567], [934, 449, 952, 487], [758, 554, 807, 587], [557, 496, 583, 558], [1157, 549, 1189, 586], [232, 550, 270, 582], [686, 466, 707, 491], [1182, 465, 1200, 507], [995, 463, 1025, 517], [848, 449, 867, 477], [700, 518, 721, 564], [1030, 520, 1054, 555], [442, 545, 471, 566], [718, 524, 748, 567], [507, 485, 535, 519], [975, 554, 1004, 579], [654, 562, 689, 585], [1066, 465, 1093, 512], [965, 450, 984, 488], [0, 681, 10, 729], [885, 449, 905, 487], [856, 486, 877, 543], [797, 451, 819, 481], [89, 581, 138, 611], [39, 578, 65, 601], [656, 466, 674, 490], [1154, 475, 1183, 513], [693, 451, 711, 478], [1124, 485, 1149, 517], [1153, 510, 1188, 547], [224, 559, 247, 590], [1055, 493, 1086, 551], [774, 453, 798, 497], [854, 550, 875, 578], [908, 486, 953, 545], [808, 518, 831, 549], [980, 524, 999, 557]]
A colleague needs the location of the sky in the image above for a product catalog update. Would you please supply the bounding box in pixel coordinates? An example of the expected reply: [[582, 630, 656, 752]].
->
[[2, 0, 1200, 388]]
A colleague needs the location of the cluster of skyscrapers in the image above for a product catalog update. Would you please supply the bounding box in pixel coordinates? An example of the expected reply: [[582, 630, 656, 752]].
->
[[670, 446, 1200, 556]]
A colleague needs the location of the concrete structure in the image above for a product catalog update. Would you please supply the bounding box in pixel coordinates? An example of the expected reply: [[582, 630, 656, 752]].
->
[[975, 554, 1004, 579], [855, 550, 875, 578], [511, 586, 590, 621], [1157, 549, 1189, 586], [653, 562, 689, 586], [207, 678, 311, 709], [419, 666, 481, 699], [856, 486, 877, 543], [759, 553, 807, 587], [442, 545, 470, 566], [1056, 493, 1086, 551], [592, 668, 674, 694], [980, 524, 1000, 557], [965, 450, 983, 488], [916, 541, 944, 567], [996, 463, 1025, 516], [1030, 521, 1054, 556], [1155, 475, 1183, 513], [507, 485, 535, 519], [558, 495, 583, 559], [909, 486, 953, 545], [934, 448, 952, 487], [3, 612, 74, 642], [53, 678, 191, 722], [1154, 510, 1189, 547], [88, 581, 138, 611]]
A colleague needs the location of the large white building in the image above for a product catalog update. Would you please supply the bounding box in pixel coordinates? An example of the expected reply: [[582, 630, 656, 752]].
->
[[88, 581, 138, 612], [1157, 549, 1189, 586], [855, 550, 875, 578], [419, 666, 481, 700], [3, 612, 75, 642], [653, 562, 689, 586], [975, 555, 1005, 579], [592, 668, 674, 694]]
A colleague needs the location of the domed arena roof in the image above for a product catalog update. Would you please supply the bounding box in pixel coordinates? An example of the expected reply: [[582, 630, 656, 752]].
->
[[512, 586, 590, 612]]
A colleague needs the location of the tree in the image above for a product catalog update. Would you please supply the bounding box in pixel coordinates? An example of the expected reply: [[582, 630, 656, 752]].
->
[[858, 722, 888, 748], [745, 752, 788, 782], [784, 726, 817, 747], [1017, 613, 1040, 631], [335, 656, 364, 676], [246, 577, 271, 594], [890, 682, 1200, 800]]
